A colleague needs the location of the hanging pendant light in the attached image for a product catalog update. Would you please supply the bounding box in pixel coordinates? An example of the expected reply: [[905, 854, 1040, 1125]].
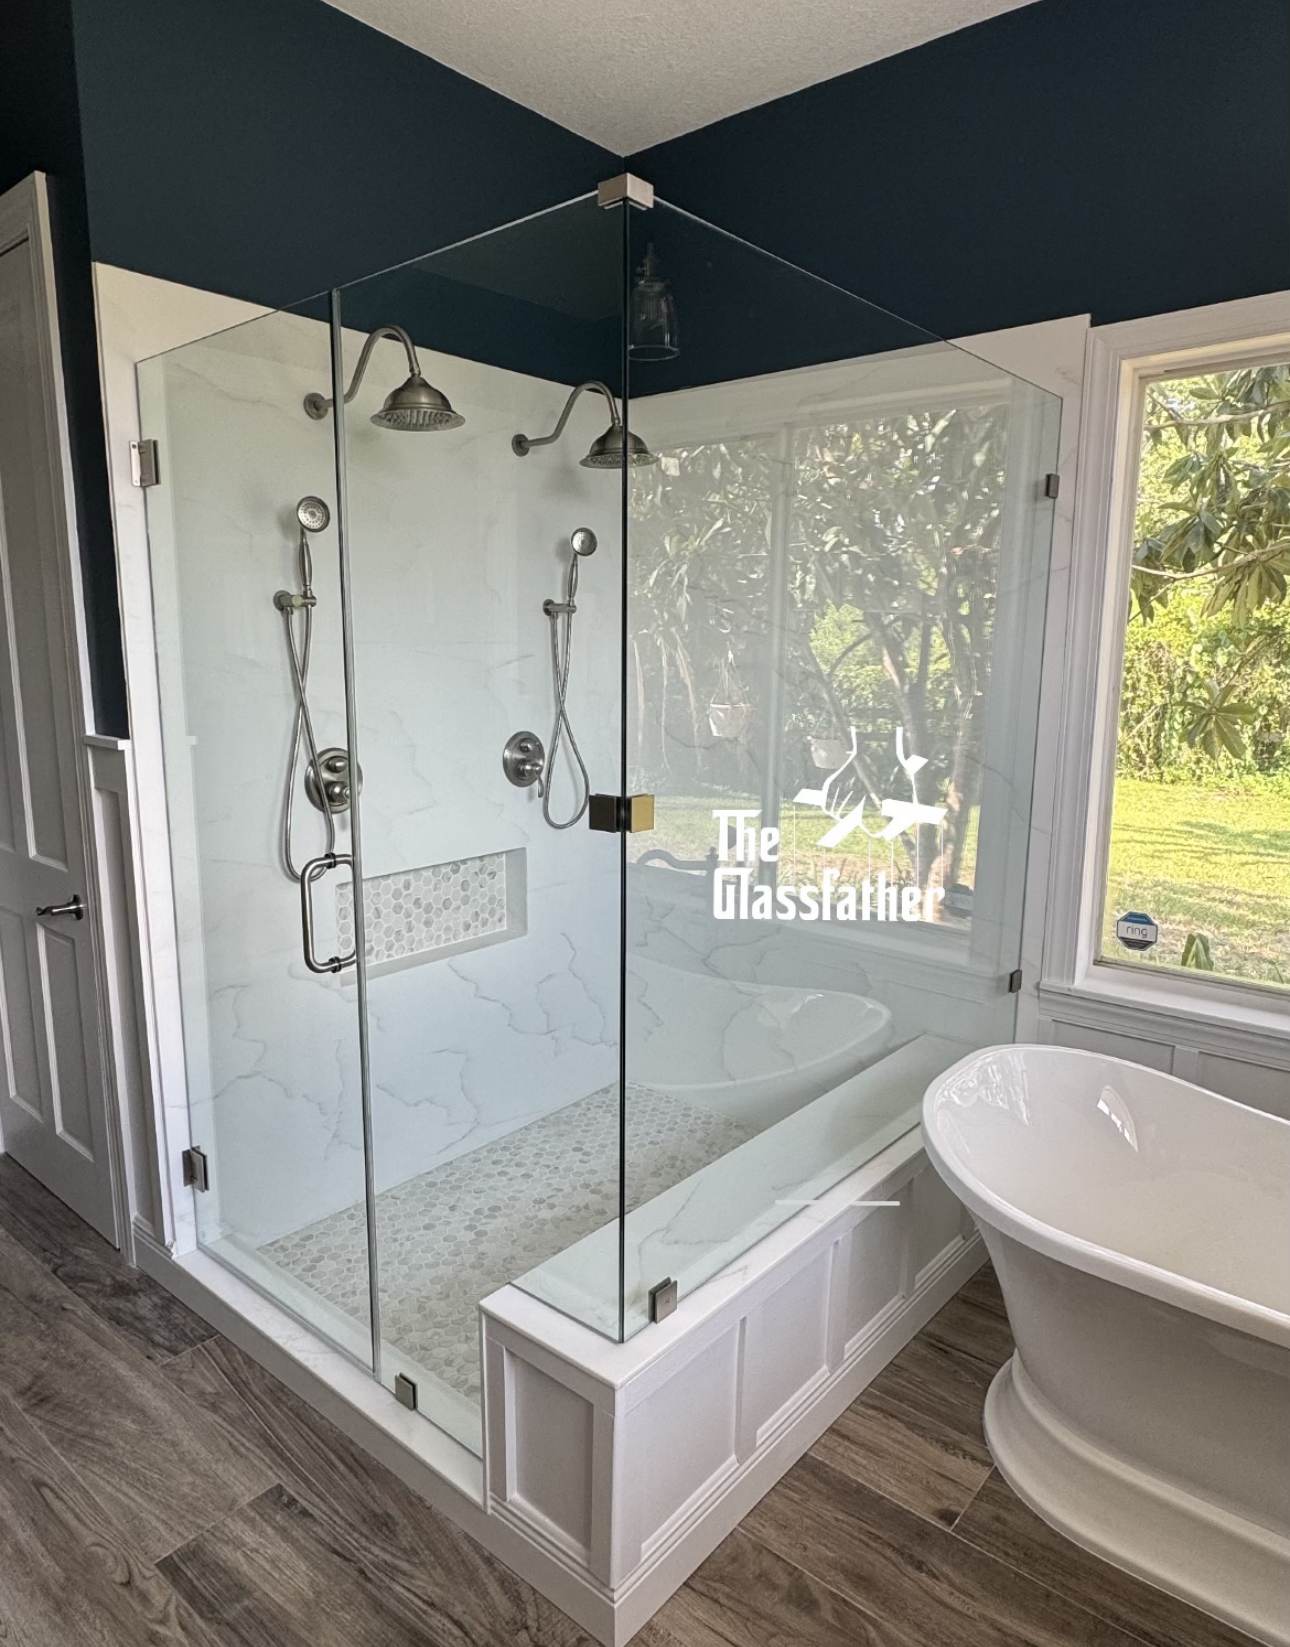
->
[[629, 244, 679, 361]]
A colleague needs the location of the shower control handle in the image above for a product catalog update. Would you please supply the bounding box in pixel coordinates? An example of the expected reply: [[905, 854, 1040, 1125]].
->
[[304, 748, 360, 814], [299, 853, 358, 975], [502, 731, 546, 788]]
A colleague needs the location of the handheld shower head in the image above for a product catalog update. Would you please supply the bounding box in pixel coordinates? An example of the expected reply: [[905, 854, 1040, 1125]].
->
[[570, 527, 597, 556], [296, 496, 331, 534], [304, 325, 464, 433]]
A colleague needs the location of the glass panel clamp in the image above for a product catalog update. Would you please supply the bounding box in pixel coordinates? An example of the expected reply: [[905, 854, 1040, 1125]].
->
[[649, 1278, 678, 1323], [597, 173, 655, 210], [588, 794, 655, 833], [394, 1373, 418, 1411]]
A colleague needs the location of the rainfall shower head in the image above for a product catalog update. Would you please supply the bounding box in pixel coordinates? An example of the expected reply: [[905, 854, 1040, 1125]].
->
[[512, 381, 656, 469], [371, 375, 463, 432], [296, 496, 331, 533], [581, 425, 654, 469], [304, 325, 464, 432]]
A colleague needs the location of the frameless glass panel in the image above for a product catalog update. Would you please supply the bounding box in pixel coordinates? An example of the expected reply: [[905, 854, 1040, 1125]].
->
[[138, 301, 374, 1368], [605, 201, 1062, 1336], [333, 196, 628, 1440], [1097, 357, 1290, 993]]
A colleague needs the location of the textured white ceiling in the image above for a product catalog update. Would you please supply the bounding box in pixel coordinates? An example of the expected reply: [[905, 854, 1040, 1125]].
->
[[322, 0, 1041, 152]]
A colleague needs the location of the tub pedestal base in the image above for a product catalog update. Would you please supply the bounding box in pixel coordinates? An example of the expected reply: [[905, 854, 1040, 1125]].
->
[[985, 1353, 1290, 1647]]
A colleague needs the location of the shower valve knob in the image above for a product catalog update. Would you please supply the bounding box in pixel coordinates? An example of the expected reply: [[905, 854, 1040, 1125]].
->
[[304, 748, 360, 814], [503, 731, 546, 788]]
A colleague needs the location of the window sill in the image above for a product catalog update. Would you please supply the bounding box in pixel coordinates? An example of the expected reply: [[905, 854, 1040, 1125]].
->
[[1039, 963, 1290, 1065]]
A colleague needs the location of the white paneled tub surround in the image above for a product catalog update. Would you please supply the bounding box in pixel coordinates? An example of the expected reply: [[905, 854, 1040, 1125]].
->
[[482, 1114, 982, 1646], [626, 953, 891, 1130], [924, 1044, 1290, 1647]]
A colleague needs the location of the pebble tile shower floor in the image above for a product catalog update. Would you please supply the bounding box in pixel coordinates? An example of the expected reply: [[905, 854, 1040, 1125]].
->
[[262, 1084, 750, 1403]]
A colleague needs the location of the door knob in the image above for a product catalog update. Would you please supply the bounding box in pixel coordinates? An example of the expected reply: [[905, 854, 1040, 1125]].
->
[[35, 894, 84, 921]]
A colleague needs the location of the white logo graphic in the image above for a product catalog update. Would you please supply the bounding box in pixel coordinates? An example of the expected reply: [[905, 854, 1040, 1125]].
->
[[711, 731, 950, 925], [794, 727, 947, 847]]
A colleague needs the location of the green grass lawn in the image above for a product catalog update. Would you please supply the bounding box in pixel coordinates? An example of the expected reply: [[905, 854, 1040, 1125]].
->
[[1103, 776, 1290, 989]]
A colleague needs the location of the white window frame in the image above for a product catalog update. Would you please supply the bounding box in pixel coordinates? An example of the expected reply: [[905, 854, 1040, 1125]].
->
[[1041, 292, 1290, 1042]]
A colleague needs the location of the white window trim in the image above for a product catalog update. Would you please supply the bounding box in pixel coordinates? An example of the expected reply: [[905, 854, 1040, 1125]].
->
[[1041, 291, 1290, 1049]]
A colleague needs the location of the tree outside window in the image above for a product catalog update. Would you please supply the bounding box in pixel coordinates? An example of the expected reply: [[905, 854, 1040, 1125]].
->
[[1100, 361, 1290, 990]]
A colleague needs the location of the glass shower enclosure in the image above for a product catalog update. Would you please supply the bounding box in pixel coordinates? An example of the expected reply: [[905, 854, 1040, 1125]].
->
[[138, 185, 1060, 1454]]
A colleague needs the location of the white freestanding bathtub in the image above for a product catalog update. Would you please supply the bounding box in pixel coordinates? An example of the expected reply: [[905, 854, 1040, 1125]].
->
[[627, 953, 892, 1131], [924, 1045, 1290, 1646]]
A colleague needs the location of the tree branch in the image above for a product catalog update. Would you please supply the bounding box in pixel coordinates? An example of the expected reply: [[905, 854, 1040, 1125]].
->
[[1144, 401, 1290, 432], [1133, 539, 1290, 581]]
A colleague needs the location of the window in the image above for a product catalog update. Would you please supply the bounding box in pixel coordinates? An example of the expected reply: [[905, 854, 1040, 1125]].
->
[[1097, 357, 1290, 993], [626, 361, 1058, 974]]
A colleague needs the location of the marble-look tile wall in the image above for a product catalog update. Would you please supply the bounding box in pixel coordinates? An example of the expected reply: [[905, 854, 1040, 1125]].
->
[[141, 314, 622, 1247]]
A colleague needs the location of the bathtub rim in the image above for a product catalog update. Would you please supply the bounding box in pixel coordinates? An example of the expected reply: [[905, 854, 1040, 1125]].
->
[[922, 1043, 1290, 1351]]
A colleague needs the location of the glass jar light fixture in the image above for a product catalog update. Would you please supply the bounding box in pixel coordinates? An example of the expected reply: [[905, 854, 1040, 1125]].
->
[[629, 244, 679, 361]]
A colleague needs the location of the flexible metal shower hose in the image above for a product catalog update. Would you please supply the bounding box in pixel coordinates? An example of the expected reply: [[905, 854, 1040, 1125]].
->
[[280, 528, 336, 880], [542, 553, 591, 829]]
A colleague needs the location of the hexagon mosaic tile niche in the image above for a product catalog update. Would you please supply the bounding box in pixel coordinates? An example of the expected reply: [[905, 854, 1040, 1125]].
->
[[336, 849, 523, 972]]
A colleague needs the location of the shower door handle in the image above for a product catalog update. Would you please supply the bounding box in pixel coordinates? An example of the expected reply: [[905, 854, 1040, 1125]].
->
[[299, 853, 358, 975]]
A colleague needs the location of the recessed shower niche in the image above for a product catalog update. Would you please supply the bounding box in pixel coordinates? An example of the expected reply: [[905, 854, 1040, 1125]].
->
[[134, 184, 1059, 1509]]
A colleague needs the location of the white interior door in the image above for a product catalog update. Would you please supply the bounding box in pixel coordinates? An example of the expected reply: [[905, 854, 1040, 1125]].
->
[[0, 177, 118, 1243]]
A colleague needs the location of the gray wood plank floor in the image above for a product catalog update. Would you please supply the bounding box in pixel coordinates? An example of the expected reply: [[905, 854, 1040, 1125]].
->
[[0, 1155, 1257, 1647]]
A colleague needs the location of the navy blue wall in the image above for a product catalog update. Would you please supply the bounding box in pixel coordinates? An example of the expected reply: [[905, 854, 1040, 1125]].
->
[[68, 0, 616, 312], [1, 0, 128, 734], [3, 0, 615, 733], [6, 0, 1287, 732], [631, 0, 1290, 338]]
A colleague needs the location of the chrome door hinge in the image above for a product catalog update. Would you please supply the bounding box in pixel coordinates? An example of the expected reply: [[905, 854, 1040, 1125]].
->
[[1007, 968, 1023, 994], [131, 439, 161, 487], [182, 1145, 210, 1192], [588, 793, 655, 834], [1042, 472, 1060, 500]]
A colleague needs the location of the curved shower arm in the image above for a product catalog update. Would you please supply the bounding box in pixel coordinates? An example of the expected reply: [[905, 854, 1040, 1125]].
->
[[513, 381, 621, 455], [305, 324, 421, 418]]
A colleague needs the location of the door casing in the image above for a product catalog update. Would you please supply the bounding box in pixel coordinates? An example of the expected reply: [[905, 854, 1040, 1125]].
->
[[0, 172, 128, 1248]]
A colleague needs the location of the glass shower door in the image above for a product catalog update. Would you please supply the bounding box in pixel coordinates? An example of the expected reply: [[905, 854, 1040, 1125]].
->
[[330, 196, 631, 1443], [138, 299, 376, 1370]]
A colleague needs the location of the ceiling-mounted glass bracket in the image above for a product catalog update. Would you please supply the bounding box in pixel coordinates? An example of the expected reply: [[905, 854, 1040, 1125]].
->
[[597, 173, 654, 210]]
